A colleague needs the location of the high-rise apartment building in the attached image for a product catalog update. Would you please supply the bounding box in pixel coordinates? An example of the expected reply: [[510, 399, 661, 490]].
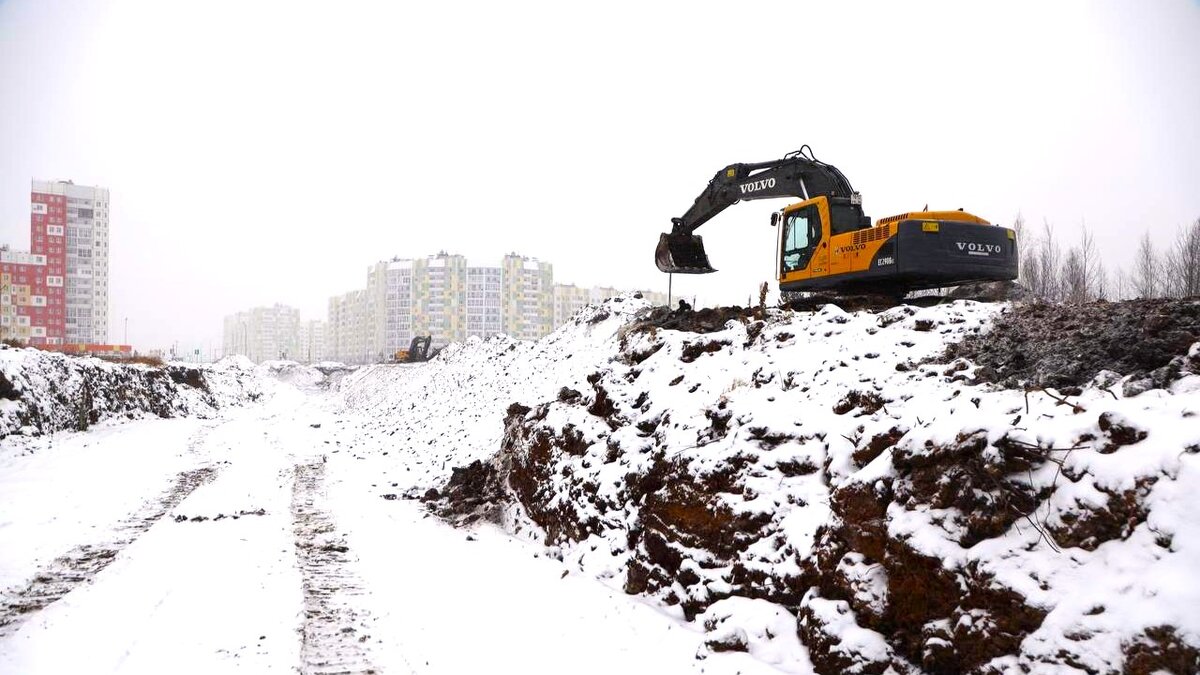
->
[[0, 182, 108, 345], [326, 290, 373, 364], [465, 261, 502, 339], [367, 258, 421, 358], [297, 320, 327, 364], [554, 284, 610, 327], [413, 253, 467, 345], [502, 254, 553, 341], [31, 181, 110, 343], [222, 304, 303, 363]]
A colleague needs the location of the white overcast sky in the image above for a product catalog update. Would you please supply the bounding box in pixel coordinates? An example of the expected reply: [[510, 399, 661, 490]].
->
[[1, 0, 1198, 351]]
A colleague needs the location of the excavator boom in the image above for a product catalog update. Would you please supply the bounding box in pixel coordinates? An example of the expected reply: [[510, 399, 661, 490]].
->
[[658, 147, 866, 275]]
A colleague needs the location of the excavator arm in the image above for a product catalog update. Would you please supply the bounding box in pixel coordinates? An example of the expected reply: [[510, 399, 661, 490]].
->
[[657, 147, 869, 273]]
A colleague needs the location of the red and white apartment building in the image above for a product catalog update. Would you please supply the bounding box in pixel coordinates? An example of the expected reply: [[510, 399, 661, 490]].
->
[[1, 181, 111, 349]]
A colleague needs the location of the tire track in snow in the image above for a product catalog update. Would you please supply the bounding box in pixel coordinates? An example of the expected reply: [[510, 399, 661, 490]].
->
[[291, 458, 380, 675], [0, 465, 219, 638]]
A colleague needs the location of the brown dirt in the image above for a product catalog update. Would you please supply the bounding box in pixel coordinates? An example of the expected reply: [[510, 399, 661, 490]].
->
[[1097, 412, 1148, 454], [834, 390, 890, 416], [421, 459, 507, 527], [167, 366, 208, 391], [891, 431, 1045, 547], [1123, 626, 1200, 675], [0, 371, 20, 401], [626, 305, 758, 335], [803, 429, 1051, 671], [853, 426, 906, 468], [680, 339, 730, 363], [1048, 477, 1156, 551], [798, 598, 900, 675]]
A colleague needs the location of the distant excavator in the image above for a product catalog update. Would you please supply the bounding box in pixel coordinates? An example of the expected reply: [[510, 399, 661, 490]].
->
[[656, 146, 1018, 296], [393, 335, 433, 363]]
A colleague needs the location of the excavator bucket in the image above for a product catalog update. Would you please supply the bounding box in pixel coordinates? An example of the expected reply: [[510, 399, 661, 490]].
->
[[655, 232, 717, 274]]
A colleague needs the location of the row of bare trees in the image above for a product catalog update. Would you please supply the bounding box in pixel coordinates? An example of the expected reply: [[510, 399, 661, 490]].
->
[[1014, 215, 1200, 302]]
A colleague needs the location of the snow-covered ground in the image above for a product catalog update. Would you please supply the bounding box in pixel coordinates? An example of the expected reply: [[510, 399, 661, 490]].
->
[[0, 347, 783, 675], [2, 296, 1198, 674]]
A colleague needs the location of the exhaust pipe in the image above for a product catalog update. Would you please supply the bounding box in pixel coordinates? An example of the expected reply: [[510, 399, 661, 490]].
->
[[655, 232, 716, 274]]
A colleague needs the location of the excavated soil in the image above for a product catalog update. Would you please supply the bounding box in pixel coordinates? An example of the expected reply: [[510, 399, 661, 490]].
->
[[0, 350, 231, 439], [942, 298, 1200, 390], [425, 295, 1200, 674], [420, 458, 506, 527]]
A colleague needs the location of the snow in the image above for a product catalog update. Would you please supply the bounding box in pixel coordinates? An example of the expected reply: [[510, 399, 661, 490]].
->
[[0, 331, 792, 674], [2, 295, 1198, 673]]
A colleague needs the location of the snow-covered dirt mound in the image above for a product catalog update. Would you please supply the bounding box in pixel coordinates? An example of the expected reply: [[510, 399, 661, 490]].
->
[[351, 296, 1200, 675], [335, 296, 655, 486], [0, 348, 267, 439], [255, 360, 327, 389]]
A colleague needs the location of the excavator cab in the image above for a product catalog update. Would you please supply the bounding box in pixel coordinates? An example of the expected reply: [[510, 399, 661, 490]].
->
[[779, 202, 823, 276], [656, 230, 717, 274]]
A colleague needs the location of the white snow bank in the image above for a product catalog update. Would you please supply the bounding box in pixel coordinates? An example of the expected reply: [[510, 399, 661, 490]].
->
[[0, 346, 269, 438]]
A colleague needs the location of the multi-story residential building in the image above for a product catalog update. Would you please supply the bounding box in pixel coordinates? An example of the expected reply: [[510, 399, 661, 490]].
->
[[222, 304, 302, 363], [32, 181, 110, 343], [502, 254, 553, 341], [326, 290, 373, 364], [413, 253, 468, 345], [297, 320, 327, 364], [368, 258, 415, 359], [0, 248, 62, 344], [553, 284, 611, 327], [465, 260, 502, 339], [1, 187, 70, 345]]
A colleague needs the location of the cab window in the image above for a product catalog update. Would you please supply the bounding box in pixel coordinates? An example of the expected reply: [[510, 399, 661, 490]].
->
[[781, 208, 820, 273]]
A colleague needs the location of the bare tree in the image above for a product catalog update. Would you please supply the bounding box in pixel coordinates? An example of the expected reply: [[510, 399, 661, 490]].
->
[[1012, 212, 1028, 285], [1019, 223, 1043, 297], [1061, 247, 1087, 303], [1033, 220, 1062, 301], [1112, 268, 1131, 301], [1133, 231, 1159, 299], [1078, 222, 1103, 300], [1163, 218, 1200, 298]]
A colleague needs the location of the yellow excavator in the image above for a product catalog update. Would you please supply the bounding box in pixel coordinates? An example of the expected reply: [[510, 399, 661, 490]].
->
[[393, 335, 433, 363], [656, 147, 1017, 295]]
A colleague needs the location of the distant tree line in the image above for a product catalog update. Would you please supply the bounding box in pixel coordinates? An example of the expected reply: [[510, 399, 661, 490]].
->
[[1014, 214, 1200, 302]]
